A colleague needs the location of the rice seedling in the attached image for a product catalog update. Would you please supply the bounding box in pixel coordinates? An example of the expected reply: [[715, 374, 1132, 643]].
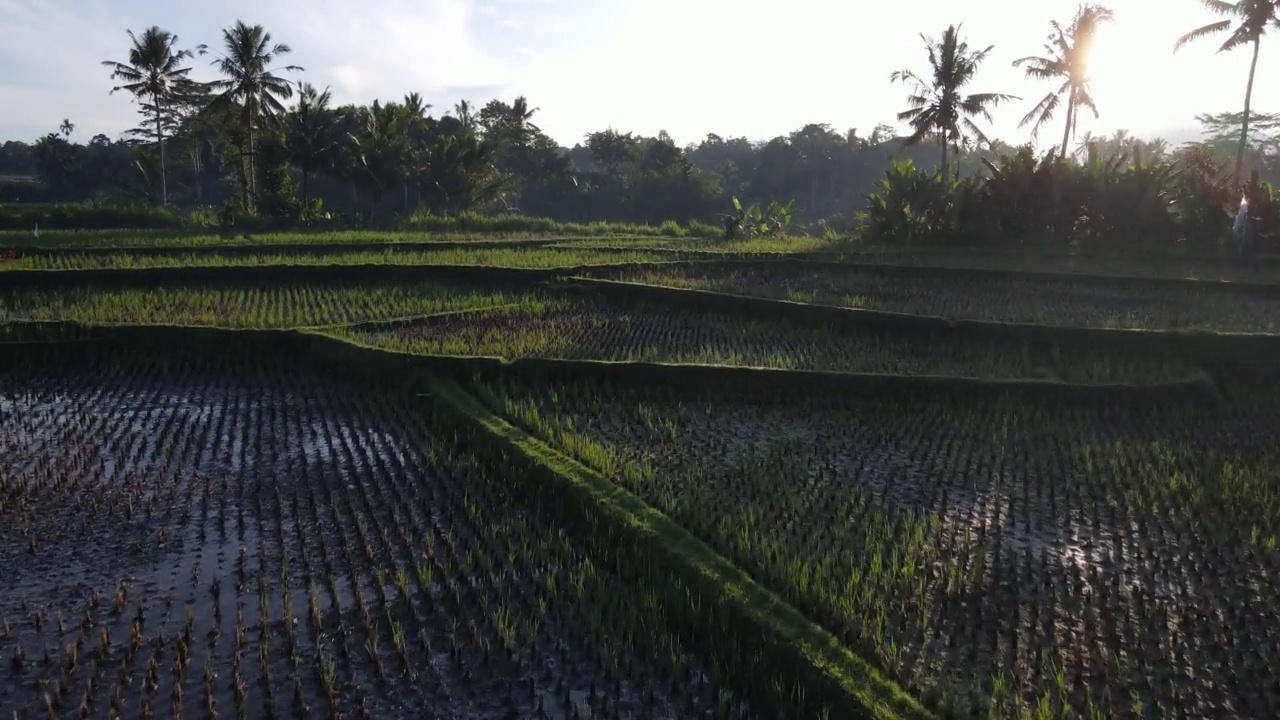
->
[[0, 283, 555, 329], [1, 246, 675, 271], [0, 343, 770, 719], [480, 372, 1280, 719], [808, 248, 1280, 285], [586, 262, 1280, 333], [0, 216, 720, 249], [342, 294, 1203, 384]]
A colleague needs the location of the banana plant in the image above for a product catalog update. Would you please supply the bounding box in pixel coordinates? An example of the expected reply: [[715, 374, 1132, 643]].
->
[[1073, 141, 1175, 248], [863, 158, 966, 246], [720, 196, 795, 239]]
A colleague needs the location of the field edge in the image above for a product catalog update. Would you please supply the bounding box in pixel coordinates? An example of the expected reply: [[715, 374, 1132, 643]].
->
[[427, 375, 936, 720]]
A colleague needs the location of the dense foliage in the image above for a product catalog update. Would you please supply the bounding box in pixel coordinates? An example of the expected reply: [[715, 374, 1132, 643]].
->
[[857, 144, 1280, 252], [5, 3, 1280, 245]]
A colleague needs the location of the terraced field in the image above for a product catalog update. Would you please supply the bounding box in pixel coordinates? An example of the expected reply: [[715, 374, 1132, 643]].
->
[[479, 373, 1280, 719], [586, 262, 1280, 332], [0, 283, 554, 329], [0, 246, 671, 271], [0, 346, 765, 720], [4, 228, 1278, 720], [345, 294, 1203, 384]]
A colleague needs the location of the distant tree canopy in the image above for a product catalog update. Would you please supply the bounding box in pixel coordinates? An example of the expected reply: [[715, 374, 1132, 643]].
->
[[5, 7, 1280, 234]]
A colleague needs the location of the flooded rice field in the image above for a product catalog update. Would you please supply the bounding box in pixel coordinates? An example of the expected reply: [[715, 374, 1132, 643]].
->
[[0, 350, 761, 720], [482, 376, 1280, 720]]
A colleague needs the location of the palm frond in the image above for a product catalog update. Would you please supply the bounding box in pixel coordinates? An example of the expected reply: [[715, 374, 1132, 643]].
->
[[1018, 92, 1061, 137], [1201, 0, 1241, 15], [1174, 19, 1233, 51], [1219, 24, 1259, 51]]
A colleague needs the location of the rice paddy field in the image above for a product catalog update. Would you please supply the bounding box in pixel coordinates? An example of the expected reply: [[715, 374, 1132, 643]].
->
[[0, 346, 767, 720], [3, 228, 1279, 720], [586, 262, 1280, 332], [0, 283, 554, 329], [802, 250, 1280, 285], [343, 294, 1201, 384], [0, 246, 673, 271], [478, 373, 1280, 720]]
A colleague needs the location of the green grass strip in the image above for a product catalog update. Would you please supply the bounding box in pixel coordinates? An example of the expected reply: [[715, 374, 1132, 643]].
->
[[429, 376, 934, 720]]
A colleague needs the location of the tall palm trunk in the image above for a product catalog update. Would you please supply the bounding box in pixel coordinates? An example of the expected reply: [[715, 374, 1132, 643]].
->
[[940, 133, 949, 177], [154, 94, 167, 206], [1060, 86, 1076, 160], [248, 117, 257, 201], [1235, 38, 1262, 187]]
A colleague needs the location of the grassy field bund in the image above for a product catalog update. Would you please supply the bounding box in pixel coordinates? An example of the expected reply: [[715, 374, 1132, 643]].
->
[[1, 227, 1276, 720]]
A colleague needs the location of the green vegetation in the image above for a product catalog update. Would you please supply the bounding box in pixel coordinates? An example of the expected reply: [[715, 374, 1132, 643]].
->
[[479, 371, 1280, 719], [587, 262, 1280, 332], [0, 344, 774, 719], [433, 376, 933, 720], [0, 283, 548, 328], [5, 3, 1276, 251], [9, 1, 1280, 717], [0, 213, 723, 244], [343, 294, 1203, 384], [1, 246, 673, 271], [797, 248, 1280, 284]]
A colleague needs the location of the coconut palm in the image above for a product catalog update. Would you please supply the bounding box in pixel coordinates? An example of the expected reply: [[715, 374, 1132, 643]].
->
[[510, 96, 541, 141], [889, 24, 1016, 176], [402, 92, 432, 120], [1174, 0, 1280, 185], [202, 21, 302, 203], [102, 26, 194, 206], [453, 100, 476, 132], [1014, 4, 1115, 159], [344, 100, 411, 217], [419, 132, 506, 215], [284, 82, 338, 205]]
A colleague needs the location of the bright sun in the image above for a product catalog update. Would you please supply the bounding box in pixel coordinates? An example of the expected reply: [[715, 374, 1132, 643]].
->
[[1075, 22, 1139, 132]]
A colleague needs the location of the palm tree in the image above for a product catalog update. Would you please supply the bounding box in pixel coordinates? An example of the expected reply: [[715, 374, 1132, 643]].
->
[[345, 100, 410, 218], [400, 93, 434, 210], [59, 119, 75, 138], [102, 27, 194, 206], [1014, 4, 1115, 159], [510, 96, 541, 141], [420, 132, 506, 215], [1174, 0, 1280, 185], [202, 21, 302, 204], [402, 92, 432, 120], [285, 82, 337, 205], [889, 24, 1016, 176], [453, 100, 476, 132]]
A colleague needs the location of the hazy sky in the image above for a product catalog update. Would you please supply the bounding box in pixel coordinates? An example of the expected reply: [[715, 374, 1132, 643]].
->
[[0, 0, 1273, 148]]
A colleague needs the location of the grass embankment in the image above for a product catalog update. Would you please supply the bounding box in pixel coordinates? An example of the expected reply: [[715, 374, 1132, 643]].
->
[[431, 376, 933, 720]]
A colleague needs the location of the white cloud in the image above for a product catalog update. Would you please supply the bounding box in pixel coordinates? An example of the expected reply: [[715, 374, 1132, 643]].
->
[[263, 0, 514, 92], [0, 0, 1276, 148], [0, 0, 146, 139]]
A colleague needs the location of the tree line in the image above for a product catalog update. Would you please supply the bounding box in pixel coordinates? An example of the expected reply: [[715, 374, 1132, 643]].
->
[[1, 2, 1278, 236]]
